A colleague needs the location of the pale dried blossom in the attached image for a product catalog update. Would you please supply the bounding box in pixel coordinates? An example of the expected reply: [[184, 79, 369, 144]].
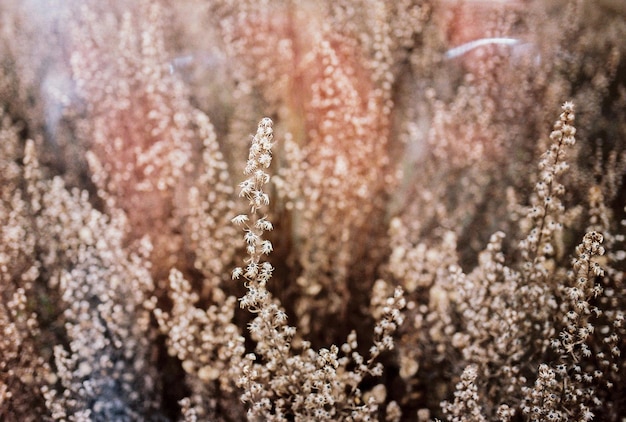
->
[[0, 1, 625, 421], [233, 118, 404, 421]]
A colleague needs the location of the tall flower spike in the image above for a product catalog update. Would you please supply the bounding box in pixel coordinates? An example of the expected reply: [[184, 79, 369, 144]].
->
[[520, 101, 576, 270], [232, 117, 275, 283]]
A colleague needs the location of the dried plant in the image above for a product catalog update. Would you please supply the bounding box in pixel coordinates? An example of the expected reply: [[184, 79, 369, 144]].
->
[[0, 0, 625, 421]]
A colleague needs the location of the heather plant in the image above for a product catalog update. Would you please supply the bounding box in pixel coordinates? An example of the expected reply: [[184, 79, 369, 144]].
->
[[25, 139, 162, 420], [0, 110, 52, 420], [0, 0, 625, 421], [230, 117, 406, 421]]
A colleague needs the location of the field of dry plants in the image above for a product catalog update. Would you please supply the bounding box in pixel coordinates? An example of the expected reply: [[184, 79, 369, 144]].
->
[[1, 0, 625, 420]]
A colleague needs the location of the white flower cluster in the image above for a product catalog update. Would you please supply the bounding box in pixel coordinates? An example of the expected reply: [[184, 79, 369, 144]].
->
[[232, 118, 275, 285]]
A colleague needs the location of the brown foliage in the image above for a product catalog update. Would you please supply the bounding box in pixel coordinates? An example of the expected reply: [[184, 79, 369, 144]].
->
[[0, 0, 625, 420]]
